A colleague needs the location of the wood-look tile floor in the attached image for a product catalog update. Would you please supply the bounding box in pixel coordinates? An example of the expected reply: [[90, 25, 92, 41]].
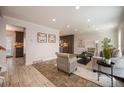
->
[[6, 58, 55, 87]]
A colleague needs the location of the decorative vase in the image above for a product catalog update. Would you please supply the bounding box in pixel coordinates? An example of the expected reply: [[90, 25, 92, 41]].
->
[[105, 59, 111, 64]]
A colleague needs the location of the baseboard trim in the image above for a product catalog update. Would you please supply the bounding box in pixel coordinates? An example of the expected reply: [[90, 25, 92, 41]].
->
[[32, 57, 57, 65]]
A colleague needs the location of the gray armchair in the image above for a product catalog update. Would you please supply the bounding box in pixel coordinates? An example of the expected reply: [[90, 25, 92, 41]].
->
[[56, 52, 77, 75]]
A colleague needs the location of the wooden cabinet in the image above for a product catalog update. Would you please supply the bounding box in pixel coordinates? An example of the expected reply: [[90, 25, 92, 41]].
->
[[15, 32, 24, 57], [60, 35, 74, 53], [16, 32, 24, 43]]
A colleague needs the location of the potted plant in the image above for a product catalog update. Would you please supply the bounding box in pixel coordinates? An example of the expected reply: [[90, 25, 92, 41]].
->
[[102, 38, 113, 64]]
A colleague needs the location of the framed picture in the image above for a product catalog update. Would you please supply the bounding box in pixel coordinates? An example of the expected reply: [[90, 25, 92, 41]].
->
[[37, 32, 47, 43], [78, 39, 85, 48], [48, 34, 56, 43], [85, 40, 95, 48]]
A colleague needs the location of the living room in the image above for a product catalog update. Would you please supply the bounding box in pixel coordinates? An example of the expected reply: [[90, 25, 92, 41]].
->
[[0, 6, 124, 87], [59, 10, 124, 86]]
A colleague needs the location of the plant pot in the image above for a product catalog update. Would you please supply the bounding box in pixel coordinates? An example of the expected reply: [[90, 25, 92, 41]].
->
[[105, 59, 111, 64]]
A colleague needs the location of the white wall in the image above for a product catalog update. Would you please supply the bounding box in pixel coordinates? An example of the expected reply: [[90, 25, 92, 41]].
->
[[120, 25, 124, 54], [74, 30, 118, 54], [4, 16, 59, 65], [6, 31, 16, 57], [0, 16, 6, 71]]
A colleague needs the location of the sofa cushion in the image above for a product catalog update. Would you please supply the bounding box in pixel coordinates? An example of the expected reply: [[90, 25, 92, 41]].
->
[[111, 56, 124, 68], [56, 53, 69, 58]]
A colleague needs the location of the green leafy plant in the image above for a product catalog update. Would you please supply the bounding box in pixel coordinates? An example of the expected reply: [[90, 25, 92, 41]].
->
[[102, 38, 113, 59]]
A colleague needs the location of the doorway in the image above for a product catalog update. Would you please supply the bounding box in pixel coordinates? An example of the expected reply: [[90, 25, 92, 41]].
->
[[6, 24, 25, 62]]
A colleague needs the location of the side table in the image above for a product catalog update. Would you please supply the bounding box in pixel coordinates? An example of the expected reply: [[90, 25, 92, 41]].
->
[[97, 60, 115, 87]]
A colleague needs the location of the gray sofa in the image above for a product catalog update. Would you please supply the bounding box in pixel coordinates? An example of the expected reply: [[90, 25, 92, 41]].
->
[[56, 52, 77, 75], [92, 56, 124, 79], [111, 56, 124, 78]]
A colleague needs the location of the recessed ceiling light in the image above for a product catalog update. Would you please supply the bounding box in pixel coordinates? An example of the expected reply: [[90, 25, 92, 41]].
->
[[74, 29, 78, 31], [88, 19, 91, 22], [52, 18, 56, 22], [66, 25, 70, 28], [75, 6, 80, 10]]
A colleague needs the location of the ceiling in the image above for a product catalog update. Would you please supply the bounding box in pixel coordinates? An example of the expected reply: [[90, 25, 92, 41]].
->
[[1, 6, 124, 35]]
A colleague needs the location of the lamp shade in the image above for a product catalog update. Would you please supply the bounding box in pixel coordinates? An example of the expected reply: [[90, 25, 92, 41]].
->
[[0, 44, 6, 51]]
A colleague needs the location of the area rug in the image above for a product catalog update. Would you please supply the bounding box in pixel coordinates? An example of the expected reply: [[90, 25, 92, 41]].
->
[[74, 66, 124, 87], [33, 62, 100, 87]]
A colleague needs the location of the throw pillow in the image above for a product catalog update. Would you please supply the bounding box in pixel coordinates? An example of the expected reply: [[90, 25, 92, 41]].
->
[[112, 49, 119, 57]]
